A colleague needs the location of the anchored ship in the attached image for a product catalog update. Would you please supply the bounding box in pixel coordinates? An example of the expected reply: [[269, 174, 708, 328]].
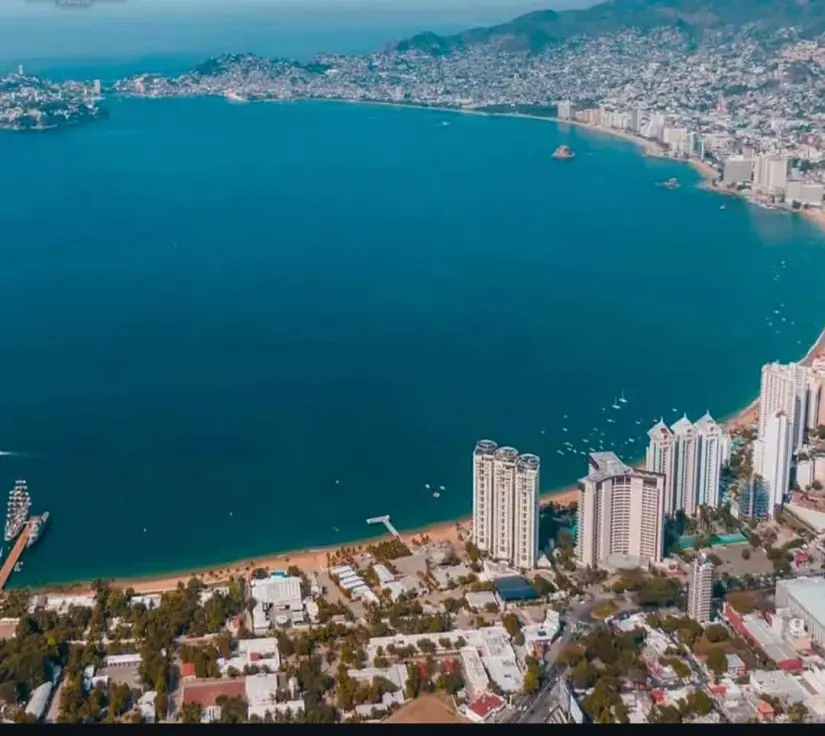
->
[[4, 480, 31, 542], [27, 511, 50, 548]]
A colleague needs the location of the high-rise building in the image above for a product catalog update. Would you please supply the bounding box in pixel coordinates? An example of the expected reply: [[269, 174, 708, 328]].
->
[[687, 556, 714, 623], [557, 101, 573, 121], [646, 420, 675, 516], [672, 416, 700, 517], [738, 479, 770, 520], [576, 452, 664, 569], [93, 79, 102, 96], [471, 440, 540, 570], [17, 64, 24, 77], [722, 156, 754, 186], [754, 410, 792, 509], [759, 361, 819, 453], [472, 440, 497, 553], [514, 454, 540, 569], [694, 413, 727, 509], [753, 154, 788, 195]]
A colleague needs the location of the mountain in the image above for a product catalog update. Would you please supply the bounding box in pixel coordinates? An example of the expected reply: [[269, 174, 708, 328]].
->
[[392, 0, 825, 53]]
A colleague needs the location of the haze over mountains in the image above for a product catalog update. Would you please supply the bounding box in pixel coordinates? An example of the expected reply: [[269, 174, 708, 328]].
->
[[394, 0, 825, 53]]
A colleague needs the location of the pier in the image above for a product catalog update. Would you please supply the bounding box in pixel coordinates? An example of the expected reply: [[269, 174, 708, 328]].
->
[[0, 520, 32, 591], [365, 514, 400, 539]]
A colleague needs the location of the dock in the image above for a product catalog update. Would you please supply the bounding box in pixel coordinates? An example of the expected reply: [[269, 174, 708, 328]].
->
[[365, 514, 400, 539], [0, 521, 32, 591]]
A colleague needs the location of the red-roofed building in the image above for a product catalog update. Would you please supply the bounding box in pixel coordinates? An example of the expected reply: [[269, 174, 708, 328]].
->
[[180, 662, 197, 680], [465, 693, 506, 723], [708, 684, 727, 698], [650, 689, 666, 705], [181, 679, 246, 707], [755, 699, 775, 722]]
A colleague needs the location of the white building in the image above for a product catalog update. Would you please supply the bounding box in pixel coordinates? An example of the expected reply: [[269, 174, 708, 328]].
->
[[460, 646, 490, 699], [576, 452, 665, 568], [672, 416, 700, 516], [754, 410, 792, 509], [786, 180, 824, 207], [687, 556, 713, 623], [557, 101, 573, 121], [646, 420, 675, 516], [776, 577, 825, 648], [759, 361, 819, 453], [722, 156, 754, 186], [695, 413, 728, 509], [472, 440, 540, 570], [753, 154, 788, 195]]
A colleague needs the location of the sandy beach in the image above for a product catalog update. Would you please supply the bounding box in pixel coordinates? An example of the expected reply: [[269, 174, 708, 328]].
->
[[24, 103, 825, 597]]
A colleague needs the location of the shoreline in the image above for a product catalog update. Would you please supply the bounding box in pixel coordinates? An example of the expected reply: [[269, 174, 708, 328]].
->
[[14, 99, 825, 596]]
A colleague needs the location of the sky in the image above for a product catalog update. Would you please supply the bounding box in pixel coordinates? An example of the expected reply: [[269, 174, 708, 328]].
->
[[0, 0, 597, 65]]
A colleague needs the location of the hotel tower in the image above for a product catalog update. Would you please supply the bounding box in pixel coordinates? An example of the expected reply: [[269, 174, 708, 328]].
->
[[647, 413, 729, 517], [576, 452, 665, 568], [472, 440, 540, 569], [758, 361, 820, 454]]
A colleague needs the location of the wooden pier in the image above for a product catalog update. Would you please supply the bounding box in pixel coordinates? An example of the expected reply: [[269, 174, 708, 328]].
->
[[0, 521, 33, 591], [365, 514, 400, 539]]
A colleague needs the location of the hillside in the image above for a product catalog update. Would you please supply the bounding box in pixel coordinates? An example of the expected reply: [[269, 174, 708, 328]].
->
[[393, 0, 825, 53]]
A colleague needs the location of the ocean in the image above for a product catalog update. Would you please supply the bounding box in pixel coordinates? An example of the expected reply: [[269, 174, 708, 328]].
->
[[2, 95, 825, 587]]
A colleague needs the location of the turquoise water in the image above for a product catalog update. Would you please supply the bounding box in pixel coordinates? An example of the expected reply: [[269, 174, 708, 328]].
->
[[2, 96, 825, 587]]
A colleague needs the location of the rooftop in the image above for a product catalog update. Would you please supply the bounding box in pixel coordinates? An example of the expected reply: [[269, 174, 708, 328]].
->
[[778, 577, 825, 622], [493, 575, 537, 602]]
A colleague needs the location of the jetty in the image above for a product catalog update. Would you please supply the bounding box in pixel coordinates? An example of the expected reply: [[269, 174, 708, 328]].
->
[[0, 520, 33, 590], [365, 514, 400, 539]]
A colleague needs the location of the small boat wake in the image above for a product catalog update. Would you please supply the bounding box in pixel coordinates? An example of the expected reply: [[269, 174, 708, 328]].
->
[[0, 451, 27, 457]]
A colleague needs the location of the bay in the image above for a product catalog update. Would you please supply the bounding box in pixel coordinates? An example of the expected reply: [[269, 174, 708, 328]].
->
[[1, 96, 824, 586]]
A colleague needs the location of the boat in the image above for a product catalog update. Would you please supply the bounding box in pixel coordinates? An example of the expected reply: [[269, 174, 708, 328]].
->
[[658, 177, 680, 189], [13, 562, 22, 573], [26, 511, 49, 548], [552, 145, 575, 160], [4, 480, 31, 543], [611, 397, 621, 410], [432, 492, 441, 499], [619, 389, 627, 404]]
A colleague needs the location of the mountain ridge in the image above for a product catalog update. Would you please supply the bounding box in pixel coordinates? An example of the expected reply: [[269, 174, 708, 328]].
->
[[392, 0, 825, 53]]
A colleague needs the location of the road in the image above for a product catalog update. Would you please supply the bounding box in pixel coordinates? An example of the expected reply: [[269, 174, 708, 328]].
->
[[502, 598, 596, 724]]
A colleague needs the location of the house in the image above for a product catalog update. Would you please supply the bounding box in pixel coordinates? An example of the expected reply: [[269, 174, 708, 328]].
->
[[465, 693, 506, 723], [725, 653, 747, 678], [465, 591, 498, 612]]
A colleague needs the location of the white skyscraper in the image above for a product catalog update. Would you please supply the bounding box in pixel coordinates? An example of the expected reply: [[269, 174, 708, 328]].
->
[[754, 410, 792, 509], [687, 556, 714, 623], [576, 452, 665, 569], [759, 361, 819, 453], [672, 416, 700, 517], [472, 440, 497, 553], [753, 154, 788, 195], [646, 420, 675, 516], [472, 440, 539, 570], [694, 413, 728, 509], [514, 454, 540, 569]]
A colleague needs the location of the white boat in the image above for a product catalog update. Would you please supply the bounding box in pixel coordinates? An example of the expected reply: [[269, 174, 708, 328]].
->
[[562, 427, 568, 432], [4, 481, 31, 543], [432, 492, 441, 499], [611, 398, 620, 410], [557, 450, 565, 456], [619, 389, 627, 404]]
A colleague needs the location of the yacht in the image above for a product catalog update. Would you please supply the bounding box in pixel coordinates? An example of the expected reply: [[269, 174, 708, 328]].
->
[[4, 481, 31, 543]]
